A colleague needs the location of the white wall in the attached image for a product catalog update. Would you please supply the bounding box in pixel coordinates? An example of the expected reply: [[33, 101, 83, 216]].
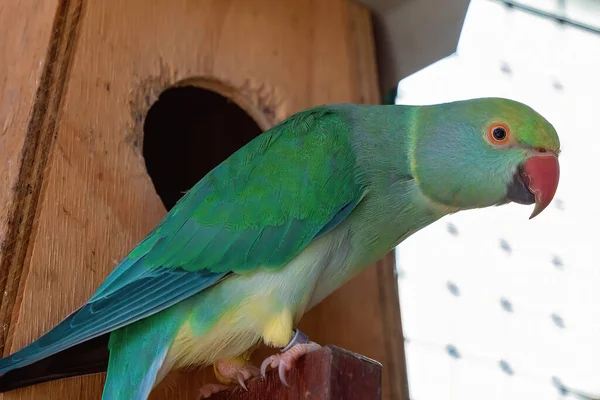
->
[[395, 0, 600, 398]]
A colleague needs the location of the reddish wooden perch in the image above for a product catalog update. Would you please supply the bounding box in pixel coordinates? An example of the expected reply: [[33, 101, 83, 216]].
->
[[209, 346, 382, 400]]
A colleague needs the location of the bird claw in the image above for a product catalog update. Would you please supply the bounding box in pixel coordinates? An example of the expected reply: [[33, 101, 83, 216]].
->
[[260, 338, 321, 386], [198, 359, 260, 398], [235, 365, 260, 390]]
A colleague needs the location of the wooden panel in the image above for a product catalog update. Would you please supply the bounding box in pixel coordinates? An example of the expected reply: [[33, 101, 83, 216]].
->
[[0, 0, 60, 354], [2, 0, 407, 399], [211, 346, 382, 400]]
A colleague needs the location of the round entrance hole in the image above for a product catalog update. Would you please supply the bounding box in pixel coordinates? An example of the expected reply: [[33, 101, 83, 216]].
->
[[143, 85, 264, 211]]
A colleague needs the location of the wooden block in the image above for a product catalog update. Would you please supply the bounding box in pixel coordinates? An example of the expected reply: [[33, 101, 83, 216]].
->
[[210, 346, 382, 400]]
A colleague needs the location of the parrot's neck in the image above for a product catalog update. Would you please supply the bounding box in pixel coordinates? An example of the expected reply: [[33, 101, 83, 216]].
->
[[306, 105, 450, 309], [347, 104, 449, 260]]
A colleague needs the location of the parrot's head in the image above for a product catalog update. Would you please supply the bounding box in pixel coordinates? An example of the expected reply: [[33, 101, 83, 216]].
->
[[412, 97, 560, 219]]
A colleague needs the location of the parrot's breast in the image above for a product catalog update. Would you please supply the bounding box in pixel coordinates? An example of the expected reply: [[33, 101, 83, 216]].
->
[[163, 228, 351, 371]]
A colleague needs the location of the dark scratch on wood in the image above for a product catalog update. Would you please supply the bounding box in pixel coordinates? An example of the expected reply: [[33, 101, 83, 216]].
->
[[0, 0, 85, 355]]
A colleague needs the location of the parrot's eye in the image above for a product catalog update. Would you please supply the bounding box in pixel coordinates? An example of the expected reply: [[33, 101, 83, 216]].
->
[[487, 123, 511, 146], [493, 127, 507, 140]]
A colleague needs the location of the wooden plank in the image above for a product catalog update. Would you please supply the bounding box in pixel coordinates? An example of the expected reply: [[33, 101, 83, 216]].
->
[[210, 346, 382, 400], [375, 253, 410, 400], [0, 0, 61, 355], [1, 0, 406, 399]]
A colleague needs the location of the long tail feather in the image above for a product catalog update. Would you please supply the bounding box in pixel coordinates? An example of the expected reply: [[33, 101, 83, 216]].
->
[[0, 334, 109, 392]]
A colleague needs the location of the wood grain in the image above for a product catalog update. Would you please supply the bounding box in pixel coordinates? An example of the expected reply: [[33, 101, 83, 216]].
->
[[210, 346, 382, 400], [1, 0, 407, 399], [0, 0, 61, 354]]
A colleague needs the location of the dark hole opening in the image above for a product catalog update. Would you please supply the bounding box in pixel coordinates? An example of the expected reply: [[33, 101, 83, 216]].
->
[[143, 86, 264, 211]]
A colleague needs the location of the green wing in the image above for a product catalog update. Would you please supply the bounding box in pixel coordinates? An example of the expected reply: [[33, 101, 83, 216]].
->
[[0, 106, 364, 373]]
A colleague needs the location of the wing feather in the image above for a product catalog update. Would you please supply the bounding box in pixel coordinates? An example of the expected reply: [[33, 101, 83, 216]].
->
[[0, 106, 364, 374]]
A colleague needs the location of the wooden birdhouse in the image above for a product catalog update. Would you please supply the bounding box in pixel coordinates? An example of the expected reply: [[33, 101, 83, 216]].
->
[[0, 0, 468, 399]]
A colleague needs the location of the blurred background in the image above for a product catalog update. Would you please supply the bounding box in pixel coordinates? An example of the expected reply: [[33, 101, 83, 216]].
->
[[394, 0, 600, 399]]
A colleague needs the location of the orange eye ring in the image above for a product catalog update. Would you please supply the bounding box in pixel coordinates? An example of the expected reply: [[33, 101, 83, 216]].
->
[[487, 123, 511, 145]]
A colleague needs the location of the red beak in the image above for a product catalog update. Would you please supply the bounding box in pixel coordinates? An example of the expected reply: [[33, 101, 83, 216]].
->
[[522, 154, 560, 219]]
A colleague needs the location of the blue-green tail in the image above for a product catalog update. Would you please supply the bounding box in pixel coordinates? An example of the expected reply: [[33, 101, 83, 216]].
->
[[101, 303, 190, 400]]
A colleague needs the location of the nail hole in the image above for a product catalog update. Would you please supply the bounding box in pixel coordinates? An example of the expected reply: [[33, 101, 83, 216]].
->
[[499, 238, 512, 254], [500, 62, 513, 75], [500, 297, 514, 313], [445, 344, 461, 359], [553, 80, 564, 91], [446, 281, 460, 296], [446, 222, 459, 236], [551, 313, 565, 329], [552, 255, 564, 269], [499, 360, 514, 375], [552, 376, 569, 396]]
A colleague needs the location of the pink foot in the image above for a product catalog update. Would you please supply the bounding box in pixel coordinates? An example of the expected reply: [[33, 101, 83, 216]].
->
[[197, 383, 229, 399], [197, 359, 261, 399], [260, 342, 321, 386], [214, 359, 260, 390]]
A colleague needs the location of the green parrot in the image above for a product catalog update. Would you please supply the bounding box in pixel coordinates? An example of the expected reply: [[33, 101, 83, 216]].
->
[[0, 97, 560, 399]]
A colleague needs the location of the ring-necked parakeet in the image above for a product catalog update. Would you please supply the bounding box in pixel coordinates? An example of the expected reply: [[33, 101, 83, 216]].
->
[[0, 98, 560, 399]]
